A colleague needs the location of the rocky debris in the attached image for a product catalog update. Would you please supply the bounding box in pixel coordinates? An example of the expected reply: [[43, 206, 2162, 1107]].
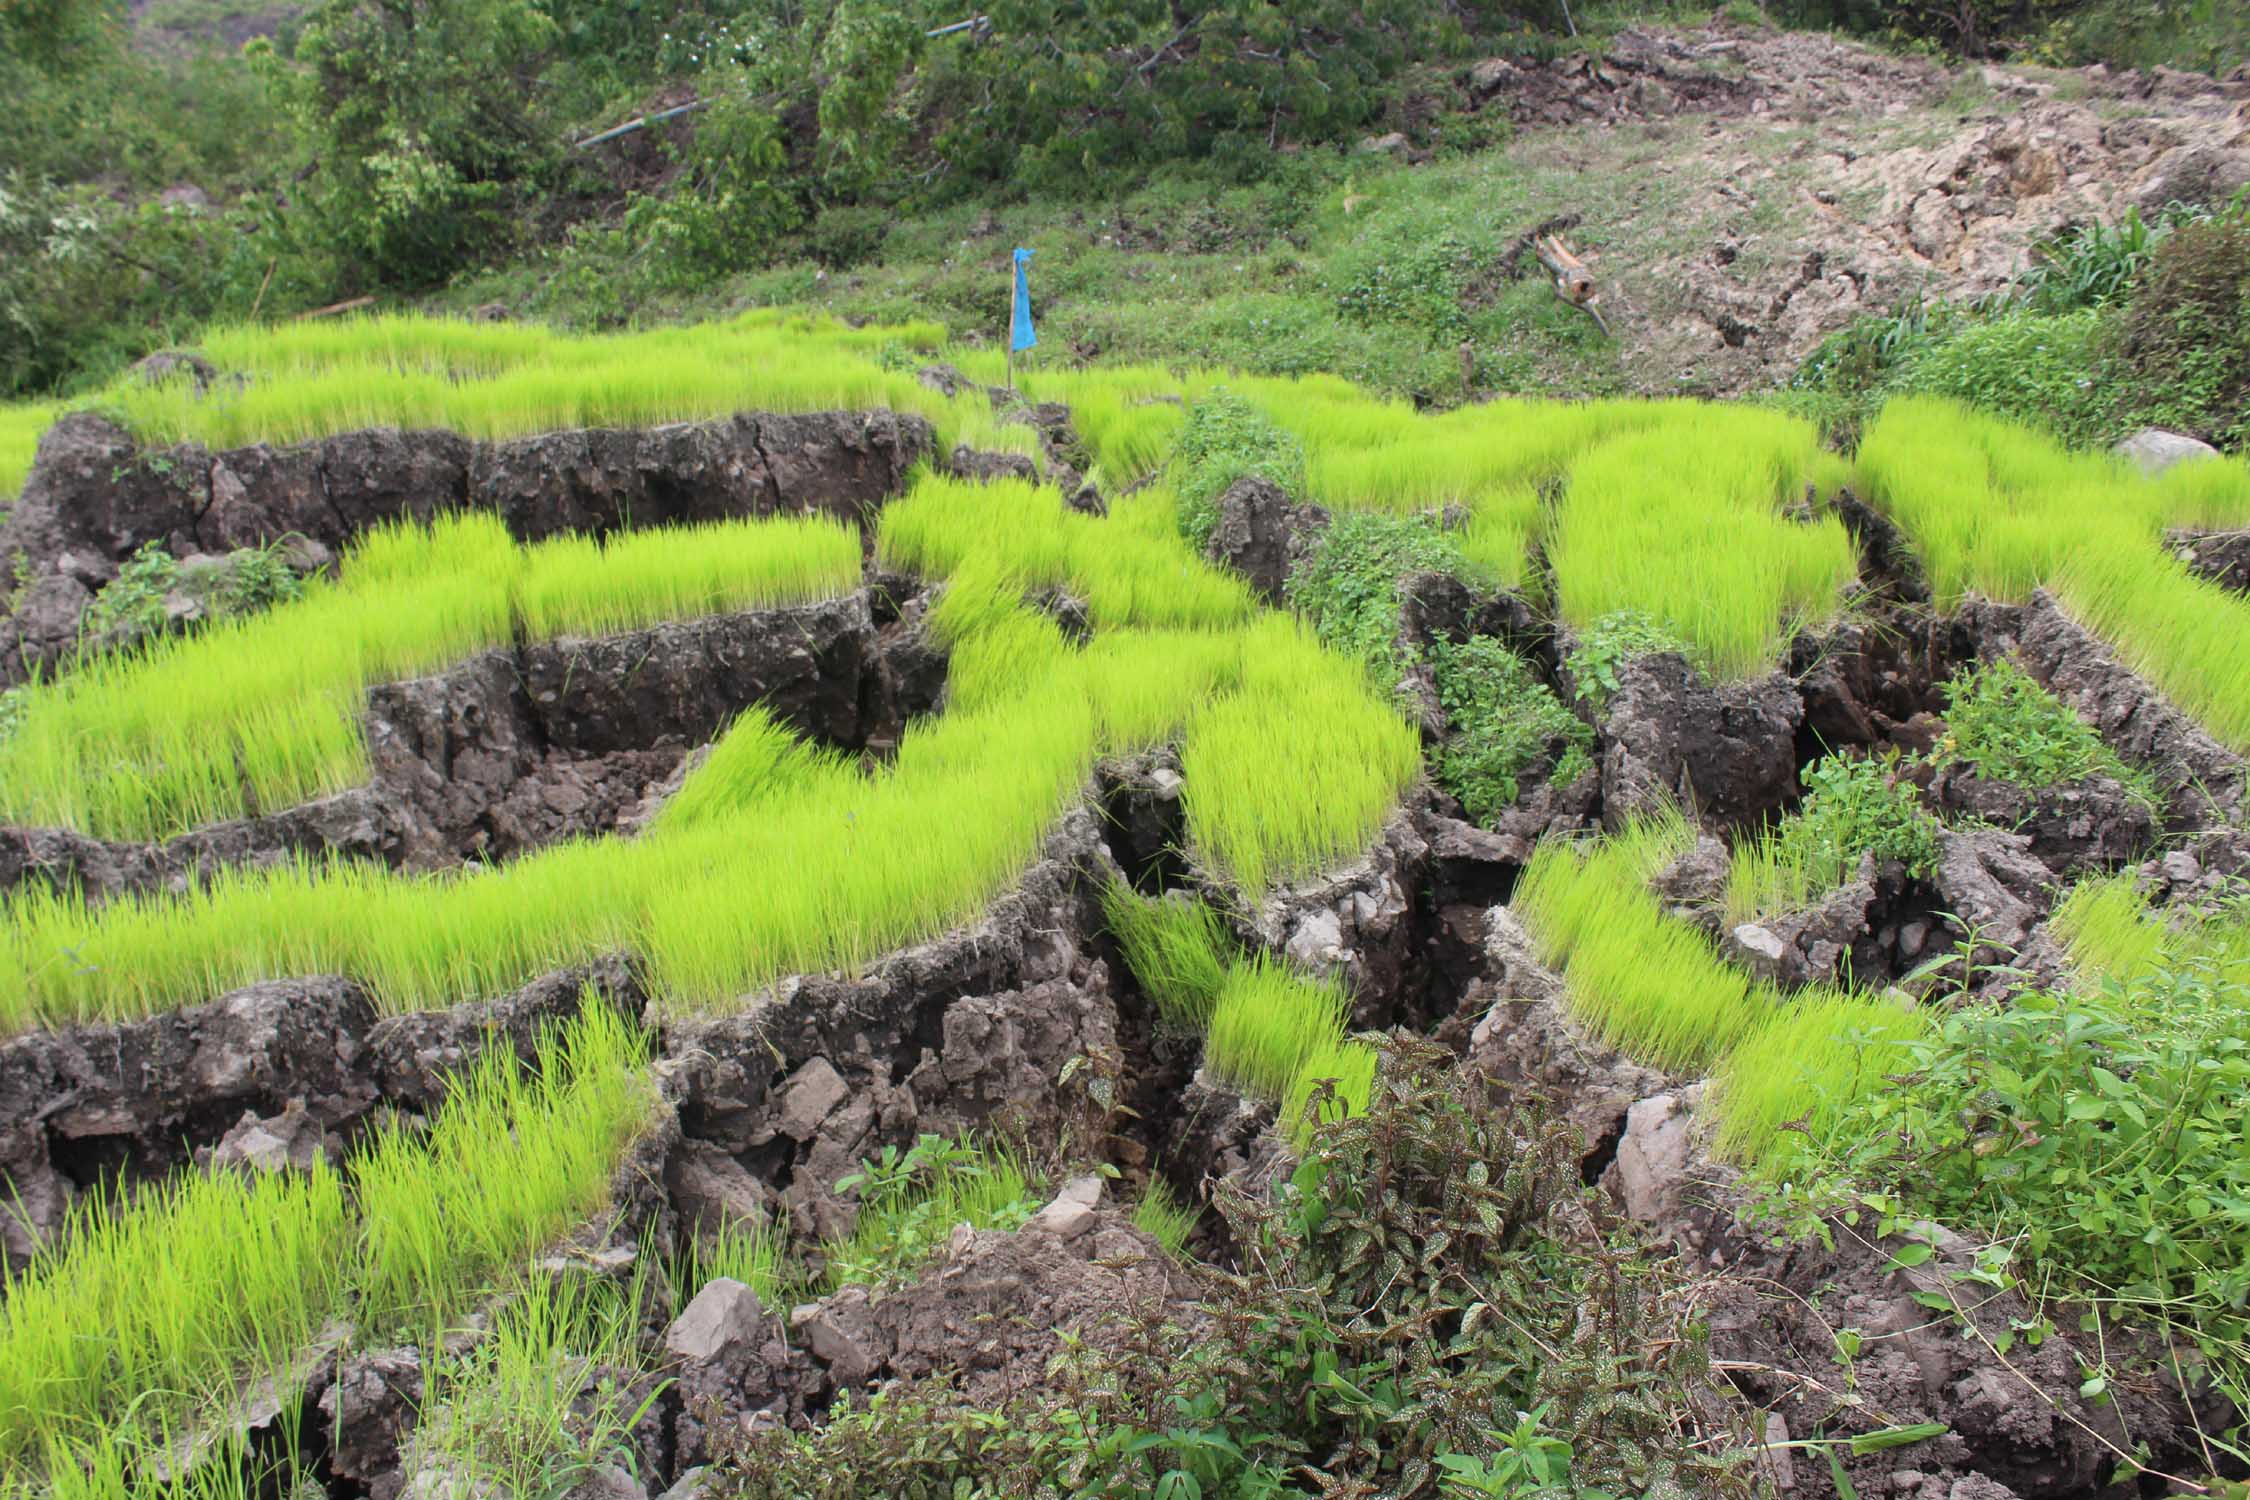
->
[[1602, 1090, 2196, 1500], [1651, 830, 1731, 930], [203, 1099, 329, 1174], [667, 1276, 795, 1464], [944, 445, 1039, 484], [1927, 764, 2156, 875], [1790, 612, 1955, 755], [1930, 827, 2055, 975], [3, 590, 941, 905], [1199, 475, 1328, 605], [2169, 525, 2250, 592], [1245, 811, 1432, 1027], [2117, 428, 2221, 476], [0, 409, 932, 687], [1599, 653, 1803, 833], [1098, 748, 1188, 891], [129, 349, 222, 392], [1463, 30, 1766, 127], [1833, 491, 1934, 605], [2136, 828, 2250, 911], [787, 1195, 1190, 1407], [1960, 594, 2245, 827], [1463, 908, 1670, 1173], [662, 811, 1125, 1244], [1159, 1071, 1288, 1205], [318, 1347, 427, 1500], [1725, 857, 1908, 988]]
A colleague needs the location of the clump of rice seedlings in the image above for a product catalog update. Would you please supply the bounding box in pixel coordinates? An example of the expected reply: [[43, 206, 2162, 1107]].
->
[[2150, 448, 2250, 530], [409, 1265, 656, 1500], [17, 1427, 290, 1500], [2048, 874, 2172, 984], [1279, 1037, 1379, 1148], [822, 1135, 1040, 1291], [0, 1158, 352, 1468], [514, 514, 859, 638], [651, 708, 857, 836], [352, 1002, 655, 1335], [1515, 811, 1764, 1070], [684, 1214, 796, 1311], [1181, 616, 1422, 897], [1547, 405, 1856, 681], [879, 472, 1253, 632], [1203, 955, 1352, 1102], [0, 401, 60, 503], [1131, 1178, 1202, 1259], [1102, 885, 1235, 1031], [0, 510, 859, 841], [1858, 398, 2250, 751], [1017, 365, 1187, 480], [1708, 992, 1928, 1163]]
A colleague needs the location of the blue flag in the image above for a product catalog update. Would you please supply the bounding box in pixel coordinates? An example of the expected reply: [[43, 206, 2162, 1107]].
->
[[1010, 247, 1037, 353]]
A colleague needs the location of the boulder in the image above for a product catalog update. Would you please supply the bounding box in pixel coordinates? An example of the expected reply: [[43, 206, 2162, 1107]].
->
[[2114, 427, 2218, 476]]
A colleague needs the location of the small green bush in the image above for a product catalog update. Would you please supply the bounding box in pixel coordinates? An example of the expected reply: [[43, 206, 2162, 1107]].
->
[[1428, 635, 1594, 825], [1285, 510, 1465, 683], [1940, 656, 2160, 809], [1885, 307, 2112, 447], [1566, 609, 1687, 710], [2102, 214, 2250, 450], [1171, 391, 1306, 549], [1730, 752, 1940, 921]]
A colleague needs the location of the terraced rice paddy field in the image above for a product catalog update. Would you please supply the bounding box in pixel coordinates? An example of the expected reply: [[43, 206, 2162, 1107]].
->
[[3, 311, 2250, 1498]]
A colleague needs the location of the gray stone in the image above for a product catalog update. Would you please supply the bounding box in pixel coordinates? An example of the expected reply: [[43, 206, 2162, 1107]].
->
[[1028, 1197, 1098, 1241], [2114, 427, 2219, 476], [658, 1471, 711, 1500], [560, 1464, 646, 1500], [1603, 1089, 1701, 1231], [1730, 923, 1786, 964], [774, 1057, 850, 1141], [666, 1277, 765, 1367]]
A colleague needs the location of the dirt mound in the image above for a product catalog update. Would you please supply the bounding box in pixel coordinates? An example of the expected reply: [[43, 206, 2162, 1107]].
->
[[1462, 25, 2250, 393]]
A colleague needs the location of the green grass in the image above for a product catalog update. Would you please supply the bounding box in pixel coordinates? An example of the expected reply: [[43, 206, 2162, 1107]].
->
[[410, 1263, 657, 1498], [0, 510, 859, 840], [1708, 993, 1928, 1163], [0, 402, 58, 505], [0, 1004, 650, 1479], [1102, 885, 1236, 1032], [684, 1215, 796, 1312], [1131, 1178, 1202, 1259], [1203, 955, 1353, 1103], [1860, 396, 2250, 752]]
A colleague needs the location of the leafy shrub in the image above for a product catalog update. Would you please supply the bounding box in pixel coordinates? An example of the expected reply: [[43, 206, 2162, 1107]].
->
[[711, 1040, 1758, 1499], [1731, 752, 1940, 921], [79, 543, 180, 646], [2010, 207, 2165, 316], [1884, 306, 2112, 447], [1940, 656, 2160, 809], [1333, 228, 1480, 344], [1428, 635, 1594, 825], [1758, 961, 2250, 1437], [2101, 213, 2250, 449], [1285, 510, 1464, 682], [1170, 391, 1306, 549], [1566, 609, 1686, 710]]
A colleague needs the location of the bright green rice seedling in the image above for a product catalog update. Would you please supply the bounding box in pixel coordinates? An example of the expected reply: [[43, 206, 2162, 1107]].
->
[[1859, 397, 2250, 752], [1181, 616, 1423, 897], [411, 1265, 657, 1499], [1203, 954, 1352, 1102], [1547, 406, 1855, 681], [685, 1214, 797, 1311], [822, 1134, 1040, 1291], [1708, 993, 1928, 1163], [0, 1157, 353, 1468], [1102, 884, 1235, 1032], [0, 510, 859, 840], [1515, 812, 1764, 1071], [2047, 874, 2173, 984], [650, 707, 858, 837], [1131, 1178, 1202, 1259], [352, 1001, 655, 1335], [0, 402, 60, 505]]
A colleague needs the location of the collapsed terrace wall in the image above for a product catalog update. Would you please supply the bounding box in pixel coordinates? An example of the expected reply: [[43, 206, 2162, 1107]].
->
[[0, 589, 945, 904], [0, 407, 934, 687]]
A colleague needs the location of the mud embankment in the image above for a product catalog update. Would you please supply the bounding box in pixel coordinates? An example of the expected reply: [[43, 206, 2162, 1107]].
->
[[0, 407, 934, 687]]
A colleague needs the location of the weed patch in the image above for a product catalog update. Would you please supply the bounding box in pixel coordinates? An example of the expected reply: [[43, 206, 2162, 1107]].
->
[[822, 1135, 1040, 1292], [1169, 390, 1306, 550], [1726, 753, 1941, 925], [1429, 635, 1593, 824], [1285, 510, 1468, 683], [1939, 656, 2161, 809]]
